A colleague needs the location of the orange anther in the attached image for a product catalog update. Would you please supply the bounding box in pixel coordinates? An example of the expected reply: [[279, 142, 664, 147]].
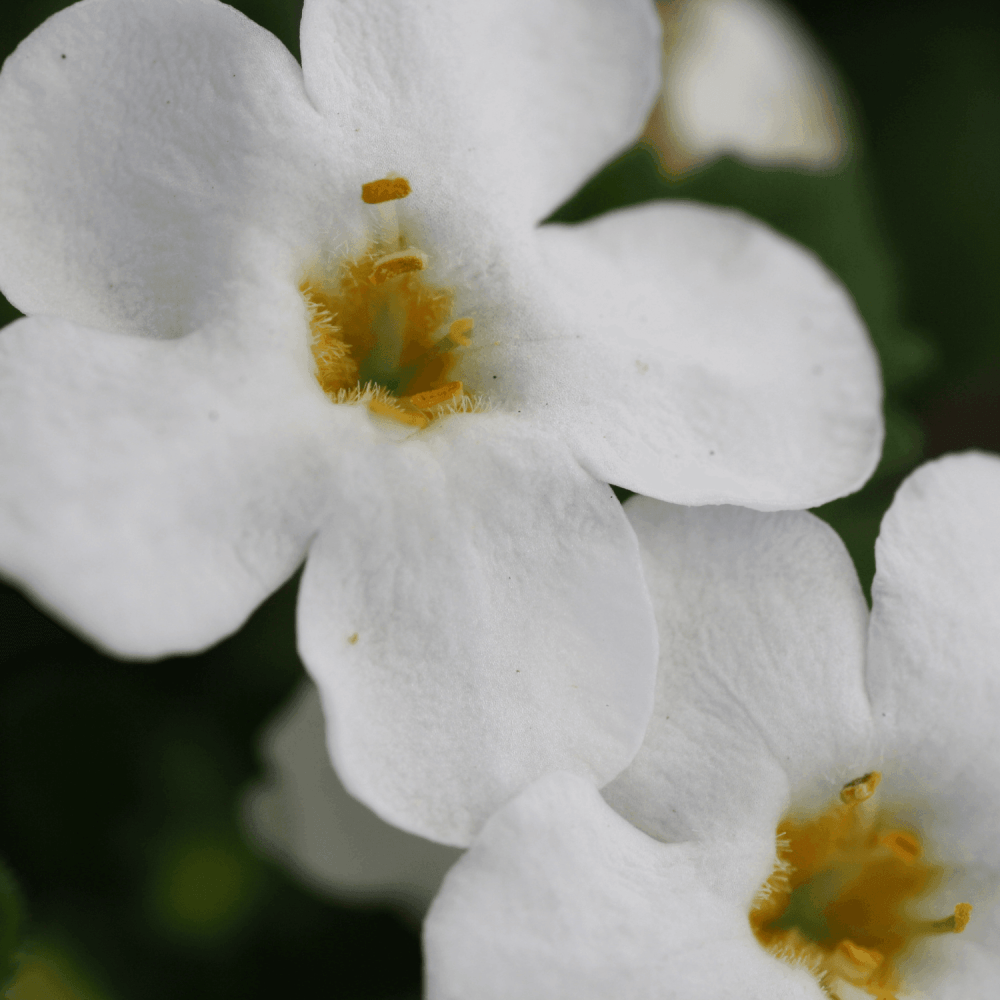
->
[[370, 250, 426, 285], [447, 318, 474, 346], [405, 381, 463, 410], [361, 177, 412, 204], [840, 771, 881, 805], [953, 903, 972, 933]]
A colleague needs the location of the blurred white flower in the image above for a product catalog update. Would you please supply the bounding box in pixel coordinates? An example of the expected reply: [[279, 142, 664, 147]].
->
[[0, 0, 880, 843], [243, 680, 461, 924], [425, 453, 1000, 999], [647, 0, 848, 173]]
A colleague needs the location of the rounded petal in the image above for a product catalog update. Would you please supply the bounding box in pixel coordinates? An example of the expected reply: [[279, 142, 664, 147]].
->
[[0, 305, 361, 658], [503, 201, 882, 508], [424, 771, 825, 1000], [297, 414, 657, 846], [868, 453, 1000, 880], [242, 680, 462, 922], [0, 0, 354, 337], [651, 0, 847, 172], [603, 499, 872, 904], [300, 0, 661, 227]]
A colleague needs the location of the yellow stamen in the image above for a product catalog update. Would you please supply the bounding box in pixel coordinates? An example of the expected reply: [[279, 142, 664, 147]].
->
[[405, 381, 464, 410], [925, 903, 972, 935], [447, 317, 474, 346], [370, 250, 427, 285], [367, 396, 429, 427], [361, 177, 412, 204], [829, 940, 883, 984], [840, 771, 881, 805]]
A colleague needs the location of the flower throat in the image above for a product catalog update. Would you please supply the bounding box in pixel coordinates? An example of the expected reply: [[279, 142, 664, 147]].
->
[[301, 176, 478, 429], [749, 772, 971, 1000]]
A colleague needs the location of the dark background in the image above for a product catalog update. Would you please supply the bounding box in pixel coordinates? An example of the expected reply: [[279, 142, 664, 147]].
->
[[1, 1, 998, 996]]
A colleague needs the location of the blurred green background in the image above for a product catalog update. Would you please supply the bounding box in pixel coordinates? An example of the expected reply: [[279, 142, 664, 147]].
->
[[1, 0, 998, 997]]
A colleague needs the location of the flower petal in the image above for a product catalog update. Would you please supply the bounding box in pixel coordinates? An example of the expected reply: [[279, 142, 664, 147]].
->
[[424, 771, 825, 1000], [299, 0, 661, 227], [297, 414, 657, 846], [0, 0, 352, 337], [650, 0, 847, 173], [0, 307, 362, 658], [242, 679, 462, 921], [603, 499, 872, 904], [868, 453, 1000, 874], [511, 201, 882, 508]]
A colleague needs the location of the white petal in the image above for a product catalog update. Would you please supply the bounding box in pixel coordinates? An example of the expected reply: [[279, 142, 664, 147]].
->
[[653, 0, 847, 172], [603, 499, 872, 904], [0, 0, 353, 338], [511, 201, 882, 508], [297, 414, 657, 846], [242, 680, 462, 922], [300, 0, 661, 227], [868, 453, 1000, 876], [424, 772, 825, 1000], [896, 935, 1000, 1000], [0, 306, 362, 658]]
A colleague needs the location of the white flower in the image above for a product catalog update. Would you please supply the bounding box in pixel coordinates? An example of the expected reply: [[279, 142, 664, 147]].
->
[[425, 452, 1000, 998], [646, 0, 848, 173], [0, 0, 881, 843], [242, 679, 461, 923]]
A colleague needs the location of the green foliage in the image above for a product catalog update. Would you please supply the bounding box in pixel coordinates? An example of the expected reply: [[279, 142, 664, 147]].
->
[[0, 860, 23, 991]]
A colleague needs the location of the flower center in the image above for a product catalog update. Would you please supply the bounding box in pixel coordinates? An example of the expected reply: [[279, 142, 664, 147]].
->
[[301, 176, 479, 429], [749, 772, 971, 1000]]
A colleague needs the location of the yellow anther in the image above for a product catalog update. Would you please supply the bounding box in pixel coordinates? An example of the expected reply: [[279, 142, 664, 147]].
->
[[367, 396, 429, 428], [370, 250, 427, 285], [830, 940, 883, 984], [348, 632, 359, 645], [953, 903, 972, 933], [447, 317, 474, 346], [361, 176, 412, 204], [405, 381, 464, 410], [840, 771, 881, 805], [881, 830, 921, 863]]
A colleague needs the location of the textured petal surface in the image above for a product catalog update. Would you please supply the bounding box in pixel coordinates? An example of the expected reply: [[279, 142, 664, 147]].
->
[[424, 772, 824, 1000], [0, 0, 356, 337], [242, 680, 461, 921], [300, 0, 661, 227], [603, 499, 872, 904], [867, 453, 1000, 920], [297, 414, 657, 845], [496, 201, 881, 508], [0, 299, 361, 657]]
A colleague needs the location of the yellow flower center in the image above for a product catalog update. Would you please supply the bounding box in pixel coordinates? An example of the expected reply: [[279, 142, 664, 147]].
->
[[301, 176, 480, 429], [749, 772, 971, 1000]]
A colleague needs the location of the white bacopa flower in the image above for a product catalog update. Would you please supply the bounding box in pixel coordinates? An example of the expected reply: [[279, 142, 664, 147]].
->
[[425, 452, 1000, 998], [647, 0, 848, 173], [0, 0, 881, 844]]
